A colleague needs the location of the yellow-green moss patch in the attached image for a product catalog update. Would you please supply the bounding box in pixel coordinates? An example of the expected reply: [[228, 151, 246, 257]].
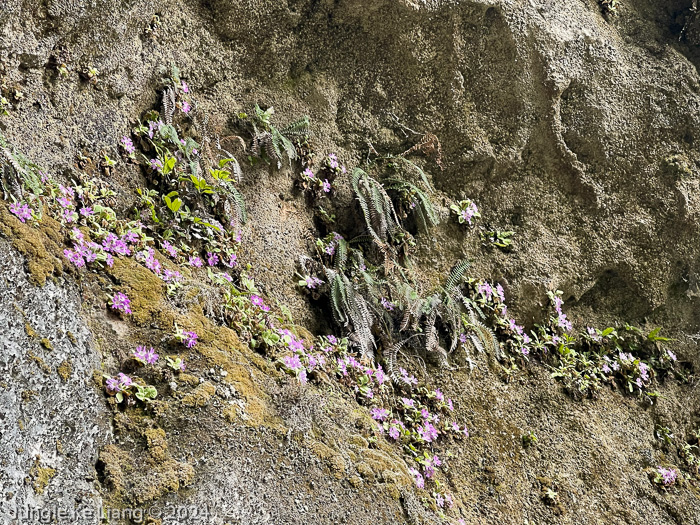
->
[[57, 360, 72, 382]]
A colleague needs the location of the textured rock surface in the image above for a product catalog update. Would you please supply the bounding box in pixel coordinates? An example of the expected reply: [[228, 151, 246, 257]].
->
[[0, 238, 110, 524], [2, 0, 700, 523]]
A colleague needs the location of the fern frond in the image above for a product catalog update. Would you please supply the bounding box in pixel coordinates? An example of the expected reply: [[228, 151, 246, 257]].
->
[[334, 239, 348, 272], [445, 259, 470, 295], [280, 116, 310, 137], [162, 87, 175, 125]]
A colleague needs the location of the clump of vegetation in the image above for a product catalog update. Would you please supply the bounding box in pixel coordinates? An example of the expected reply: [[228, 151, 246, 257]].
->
[[599, 0, 619, 15]]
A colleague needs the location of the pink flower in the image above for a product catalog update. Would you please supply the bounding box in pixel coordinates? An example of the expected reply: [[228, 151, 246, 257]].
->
[[111, 292, 132, 314], [9, 202, 32, 222], [181, 101, 191, 114]]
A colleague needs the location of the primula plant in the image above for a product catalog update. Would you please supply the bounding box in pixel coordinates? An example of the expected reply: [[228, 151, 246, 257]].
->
[[450, 199, 479, 226], [653, 466, 678, 488]]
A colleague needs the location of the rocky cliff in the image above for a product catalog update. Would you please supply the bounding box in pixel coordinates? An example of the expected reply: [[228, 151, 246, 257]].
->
[[2, 1, 700, 524]]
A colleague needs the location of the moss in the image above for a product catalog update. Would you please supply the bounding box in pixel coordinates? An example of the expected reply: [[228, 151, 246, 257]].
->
[[361, 449, 408, 482], [57, 360, 72, 382], [348, 434, 369, 448], [97, 445, 130, 498], [107, 258, 173, 328], [130, 459, 194, 505], [180, 381, 216, 408], [40, 337, 52, 350], [26, 351, 51, 374], [0, 205, 64, 286], [355, 461, 374, 479], [143, 428, 169, 462], [176, 373, 200, 386], [29, 457, 56, 495], [66, 331, 77, 344], [24, 323, 38, 339], [348, 475, 363, 488]]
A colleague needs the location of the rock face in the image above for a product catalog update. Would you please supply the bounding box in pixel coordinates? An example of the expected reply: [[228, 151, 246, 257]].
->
[[2, 0, 700, 524], [0, 238, 110, 524]]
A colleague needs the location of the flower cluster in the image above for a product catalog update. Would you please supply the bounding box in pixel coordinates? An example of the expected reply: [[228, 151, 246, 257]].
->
[[174, 325, 198, 348], [133, 346, 159, 365], [654, 466, 678, 487], [104, 371, 157, 404], [9, 201, 32, 223], [111, 292, 132, 315], [450, 199, 480, 226]]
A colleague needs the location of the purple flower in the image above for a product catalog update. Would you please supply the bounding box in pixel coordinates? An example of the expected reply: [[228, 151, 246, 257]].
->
[[460, 201, 479, 225], [435, 494, 444, 507], [324, 242, 336, 256], [401, 397, 415, 409], [478, 282, 492, 300], [105, 377, 120, 393], [111, 292, 132, 314], [80, 207, 93, 217], [9, 202, 32, 222], [303, 168, 314, 179], [658, 467, 677, 485], [375, 365, 386, 385], [182, 331, 198, 348], [666, 349, 677, 362], [163, 269, 181, 283], [298, 369, 308, 384], [189, 255, 203, 267], [380, 297, 395, 311], [322, 179, 331, 193], [162, 241, 178, 258], [182, 81, 189, 93], [371, 407, 389, 421], [509, 319, 524, 335], [327, 335, 338, 345], [59, 185, 75, 197], [557, 312, 572, 331], [122, 231, 140, 244], [150, 158, 163, 172], [117, 373, 133, 388], [389, 426, 400, 440], [224, 253, 238, 268], [134, 346, 159, 365], [495, 283, 505, 302], [207, 252, 219, 266], [57, 195, 73, 208], [181, 101, 191, 114], [64, 248, 85, 268], [408, 468, 424, 489], [435, 389, 444, 402], [250, 295, 269, 312], [121, 136, 135, 155], [284, 355, 303, 371]]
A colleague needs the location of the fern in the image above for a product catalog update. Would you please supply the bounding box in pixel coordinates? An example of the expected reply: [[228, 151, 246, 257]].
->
[[162, 87, 175, 125], [248, 106, 308, 168], [445, 259, 470, 295], [334, 238, 348, 272], [280, 116, 310, 137]]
